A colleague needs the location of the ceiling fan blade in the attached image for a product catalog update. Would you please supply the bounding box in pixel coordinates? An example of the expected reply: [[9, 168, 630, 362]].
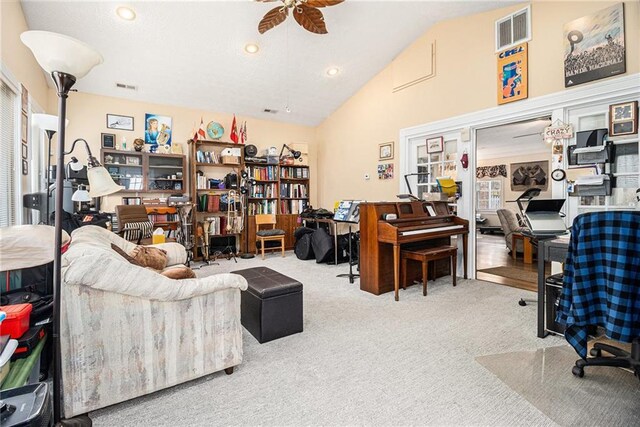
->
[[513, 132, 542, 139], [294, 5, 328, 34], [303, 0, 344, 7], [258, 6, 289, 34]]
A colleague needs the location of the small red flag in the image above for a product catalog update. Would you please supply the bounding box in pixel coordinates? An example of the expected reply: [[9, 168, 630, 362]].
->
[[197, 117, 206, 140], [230, 115, 238, 144]]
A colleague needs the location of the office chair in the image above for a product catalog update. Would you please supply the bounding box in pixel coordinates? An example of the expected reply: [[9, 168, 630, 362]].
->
[[556, 211, 640, 379]]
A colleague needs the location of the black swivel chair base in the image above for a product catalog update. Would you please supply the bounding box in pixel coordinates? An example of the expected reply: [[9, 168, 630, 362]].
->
[[572, 337, 640, 380]]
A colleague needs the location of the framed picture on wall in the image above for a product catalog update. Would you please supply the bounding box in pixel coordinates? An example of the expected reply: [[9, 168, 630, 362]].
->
[[609, 100, 638, 137], [101, 133, 116, 149], [426, 136, 443, 154], [378, 142, 394, 160], [510, 160, 549, 191], [106, 114, 134, 131]]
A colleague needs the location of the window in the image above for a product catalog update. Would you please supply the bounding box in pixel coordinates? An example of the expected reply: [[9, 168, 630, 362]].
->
[[0, 80, 18, 227], [476, 180, 503, 211], [415, 139, 457, 200], [495, 5, 531, 52]]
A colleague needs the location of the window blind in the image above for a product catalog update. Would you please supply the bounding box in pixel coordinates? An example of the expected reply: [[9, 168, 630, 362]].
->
[[0, 80, 17, 227]]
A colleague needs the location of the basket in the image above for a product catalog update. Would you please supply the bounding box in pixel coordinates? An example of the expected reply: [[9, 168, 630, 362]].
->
[[221, 156, 240, 165]]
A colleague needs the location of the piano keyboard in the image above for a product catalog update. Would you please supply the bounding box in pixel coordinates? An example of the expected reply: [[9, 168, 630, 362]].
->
[[401, 225, 464, 236]]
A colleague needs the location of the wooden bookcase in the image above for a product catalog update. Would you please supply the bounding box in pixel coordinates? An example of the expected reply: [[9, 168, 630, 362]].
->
[[101, 149, 186, 194], [189, 139, 244, 260]]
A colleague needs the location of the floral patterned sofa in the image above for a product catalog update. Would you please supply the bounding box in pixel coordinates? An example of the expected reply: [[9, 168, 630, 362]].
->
[[60, 226, 247, 417]]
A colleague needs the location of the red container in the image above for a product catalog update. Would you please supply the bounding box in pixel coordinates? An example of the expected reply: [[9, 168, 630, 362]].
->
[[0, 304, 32, 339]]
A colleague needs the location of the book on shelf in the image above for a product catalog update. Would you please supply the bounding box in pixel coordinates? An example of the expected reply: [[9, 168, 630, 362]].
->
[[280, 199, 308, 215], [280, 166, 309, 179], [250, 183, 277, 198], [248, 200, 277, 215], [247, 165, 277, 181], [196, 150, 221, 164], [200, 215, 242, 236], [280, 183, 308, 198]]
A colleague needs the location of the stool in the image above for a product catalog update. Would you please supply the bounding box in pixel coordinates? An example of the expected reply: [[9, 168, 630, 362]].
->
[[400, 245, 457, 297], [232, 267, 303, 343]]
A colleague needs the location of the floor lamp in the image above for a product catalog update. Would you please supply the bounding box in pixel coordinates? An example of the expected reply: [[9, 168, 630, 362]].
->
[[32, 114, 69, 225], [21, 31, 114, 425]]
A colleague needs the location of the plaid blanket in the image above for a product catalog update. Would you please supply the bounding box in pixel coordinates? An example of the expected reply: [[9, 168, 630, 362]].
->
[[556, 211, 640, 358]]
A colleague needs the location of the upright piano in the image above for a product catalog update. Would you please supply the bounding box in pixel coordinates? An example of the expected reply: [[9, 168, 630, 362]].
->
[[360, 200, 469, 300]]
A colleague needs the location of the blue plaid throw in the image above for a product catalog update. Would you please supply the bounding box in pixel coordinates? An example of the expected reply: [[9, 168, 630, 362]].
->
[[556, 211, 640, 358]]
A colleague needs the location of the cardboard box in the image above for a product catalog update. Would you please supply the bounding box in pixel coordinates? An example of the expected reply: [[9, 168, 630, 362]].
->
[[222, 156, 240, 165]]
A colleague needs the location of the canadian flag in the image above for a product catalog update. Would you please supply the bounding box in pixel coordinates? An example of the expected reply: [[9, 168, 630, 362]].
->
[[193, 117, 206, 141], [230, 115, 239, 144]]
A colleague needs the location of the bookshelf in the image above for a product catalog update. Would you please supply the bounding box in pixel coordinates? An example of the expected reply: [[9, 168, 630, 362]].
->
[[189, 139, 244, 260]]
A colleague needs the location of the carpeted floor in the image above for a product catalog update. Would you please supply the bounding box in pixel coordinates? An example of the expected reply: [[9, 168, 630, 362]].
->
[[90, 253, 629, 426]]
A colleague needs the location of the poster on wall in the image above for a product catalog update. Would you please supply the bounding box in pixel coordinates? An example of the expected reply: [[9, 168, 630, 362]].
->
[[563, 3, 625, 88], [145, 113, 172, 149], [510, 161, 549, 191], [497, 42, 528, 105]]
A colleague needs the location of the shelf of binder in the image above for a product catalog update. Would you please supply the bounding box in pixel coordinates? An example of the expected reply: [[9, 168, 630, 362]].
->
[[570, 174, 613, 197], [573, 142, 615, 165]]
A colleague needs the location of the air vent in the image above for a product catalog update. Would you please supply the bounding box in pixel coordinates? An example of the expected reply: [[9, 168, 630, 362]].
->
[[263, 108, 278, 114], [115, 83, 137, 91], [495, 6, 531, 52]]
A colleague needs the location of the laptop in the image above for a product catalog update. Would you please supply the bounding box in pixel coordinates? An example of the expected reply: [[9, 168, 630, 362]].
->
[[524, 199, 568, 235]]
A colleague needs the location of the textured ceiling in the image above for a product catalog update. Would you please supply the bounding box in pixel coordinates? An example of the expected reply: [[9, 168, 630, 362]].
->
[[21, 0, 512, 126]]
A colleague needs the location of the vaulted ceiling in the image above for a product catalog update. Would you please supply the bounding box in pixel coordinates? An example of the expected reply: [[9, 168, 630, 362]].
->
[[21, 0, 512, 126]]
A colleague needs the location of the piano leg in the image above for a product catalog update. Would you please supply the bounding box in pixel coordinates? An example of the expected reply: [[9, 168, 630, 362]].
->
[[393, 244, 400, 301], [462, 232, 468, 280]]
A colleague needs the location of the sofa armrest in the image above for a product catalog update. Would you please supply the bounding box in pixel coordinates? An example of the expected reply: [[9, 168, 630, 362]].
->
[[63, 254, 247, 301], [148, 242, 188, 266]]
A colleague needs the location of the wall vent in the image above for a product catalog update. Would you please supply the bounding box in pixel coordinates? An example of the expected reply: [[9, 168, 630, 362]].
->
[[495, 5, 531, 52], [263, 108, 278, 114], [115, 83, 137, 91]]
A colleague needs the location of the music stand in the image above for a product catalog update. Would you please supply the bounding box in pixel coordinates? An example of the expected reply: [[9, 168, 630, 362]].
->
[[334, 200, 361, 283]]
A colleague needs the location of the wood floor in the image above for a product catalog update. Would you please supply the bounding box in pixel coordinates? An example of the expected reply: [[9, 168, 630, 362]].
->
[[476, 232, 548, 292]]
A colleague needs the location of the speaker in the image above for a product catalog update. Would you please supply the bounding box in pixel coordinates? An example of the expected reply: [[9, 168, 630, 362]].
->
[[244, 144, 258, 157]]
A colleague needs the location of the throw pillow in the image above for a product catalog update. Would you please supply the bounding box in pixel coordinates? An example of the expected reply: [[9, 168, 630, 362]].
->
[[160, 266, 197, 280], [111, 243, 142, 266], [122, 220, 153, 242], [129, 245, 168, 271]]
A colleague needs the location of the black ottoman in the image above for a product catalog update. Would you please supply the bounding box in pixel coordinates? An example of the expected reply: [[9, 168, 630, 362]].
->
[[232, 267, 303, 343]]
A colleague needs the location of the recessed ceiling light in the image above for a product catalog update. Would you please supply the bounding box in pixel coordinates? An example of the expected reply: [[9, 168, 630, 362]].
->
[[244, 43, 259, 54], [326, 67, 340, 76], [116, 6, 136, 21]]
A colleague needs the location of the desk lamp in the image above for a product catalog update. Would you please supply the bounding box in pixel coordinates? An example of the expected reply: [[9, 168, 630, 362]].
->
[[21, 30, 107, 425], [279, 144, 301, 162]]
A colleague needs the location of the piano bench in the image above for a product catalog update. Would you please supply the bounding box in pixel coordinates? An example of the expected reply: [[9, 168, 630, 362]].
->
[[401, 245, 457, 297]]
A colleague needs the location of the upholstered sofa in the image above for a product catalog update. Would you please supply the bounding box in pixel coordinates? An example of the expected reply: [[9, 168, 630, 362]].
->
[[60, 226, 248, 418]]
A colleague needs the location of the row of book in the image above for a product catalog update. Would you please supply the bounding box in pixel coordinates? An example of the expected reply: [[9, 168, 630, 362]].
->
[[248, 200, 277, 215], [280, 183, 308, 198], [196, 175, 225, 190], [247, 165, 278, 181], [196, 150, 221, 164], [250, 184, 277, 198], [280, 167, 309, 179], [147, 213, 178, 223], [280, 199, 308, 215]]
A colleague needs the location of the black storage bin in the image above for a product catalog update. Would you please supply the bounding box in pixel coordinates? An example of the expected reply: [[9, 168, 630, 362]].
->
[[545, 273, 566, 335], [0, 382, 51, 427], [233, 267, 303, 344]]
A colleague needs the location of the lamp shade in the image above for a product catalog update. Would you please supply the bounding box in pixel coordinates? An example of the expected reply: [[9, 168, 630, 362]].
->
[[71, 188, 91, 202], [20, 31, 103, 78], [32, 114, 69, 132], [87, 167, 123, 197]]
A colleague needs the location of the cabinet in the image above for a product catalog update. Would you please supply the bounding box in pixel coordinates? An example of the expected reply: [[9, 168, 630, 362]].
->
[[101, 149, 186, 194], [189, 139, 244, 260]]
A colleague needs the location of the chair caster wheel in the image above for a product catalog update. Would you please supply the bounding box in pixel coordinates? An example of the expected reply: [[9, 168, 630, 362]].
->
[[572, 366, 584, 377], [590, 348, 602, 357], [518, 298, 527, 306]]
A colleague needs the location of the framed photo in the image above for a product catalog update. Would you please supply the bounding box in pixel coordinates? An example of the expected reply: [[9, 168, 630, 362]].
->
[[145, 113, 172, 147], [377, 163, 394, 180], [126, 156, 140, 165], [510, 160, 549, 191], [21, 144, 28, 160], [609, 101, 638, 137], [426, 136, 443, 154], [21, 111, 28, 145], [378, 142, 394, 160], [21, 84, 28, 113], [101, 133, 116, 149], [21, 159, 28, 176], [174, 182, 182, 191], [497, 42, 528, 105], [106, 114, 134, 131], [564, 3, 625, 88]]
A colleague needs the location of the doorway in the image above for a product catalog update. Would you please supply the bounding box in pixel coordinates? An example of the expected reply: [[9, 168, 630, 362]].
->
[[474, 117, 551, 291]]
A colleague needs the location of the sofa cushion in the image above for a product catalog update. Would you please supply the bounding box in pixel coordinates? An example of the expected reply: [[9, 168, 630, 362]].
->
[[129, 246, 168, 270], [122, 221, 153, 242]]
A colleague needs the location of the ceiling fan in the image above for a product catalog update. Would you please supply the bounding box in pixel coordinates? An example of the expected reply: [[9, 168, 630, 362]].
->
[[256, 0, 344, 35]]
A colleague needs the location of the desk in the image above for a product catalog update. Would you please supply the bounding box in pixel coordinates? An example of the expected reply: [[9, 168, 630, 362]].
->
[[537, 237, 569, 338]]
